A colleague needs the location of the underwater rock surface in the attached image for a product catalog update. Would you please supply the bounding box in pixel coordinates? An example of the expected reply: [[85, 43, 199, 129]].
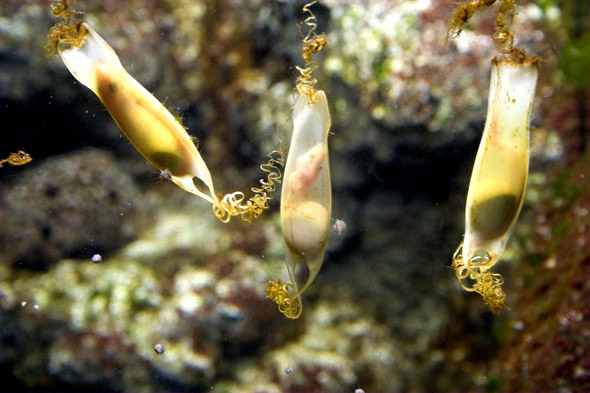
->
[[0, 149, 140, 268], [487, 153, 590, 392], [1, 191, 279, 392]]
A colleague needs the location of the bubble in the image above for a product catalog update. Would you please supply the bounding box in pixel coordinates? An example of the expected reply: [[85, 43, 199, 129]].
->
[[333, 219, 347, 236], [160, 169, 172, 182], [469, 250, 491, 266]]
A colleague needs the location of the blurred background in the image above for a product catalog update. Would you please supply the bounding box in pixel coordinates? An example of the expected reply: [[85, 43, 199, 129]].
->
[[1, 1, 588, 392]]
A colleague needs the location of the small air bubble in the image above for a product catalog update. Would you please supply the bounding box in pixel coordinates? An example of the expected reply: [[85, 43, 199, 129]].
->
[[154, 344, 165, 354], [33, 305, 39, 310], [159, 169, 172, 182], [85, 110, 89, 114], [20, 301, 27, 307], [285, 367, 292, 374], [333, 219, 347, 236], [470, 251, 491, 266], [91, 254, 102, 263]]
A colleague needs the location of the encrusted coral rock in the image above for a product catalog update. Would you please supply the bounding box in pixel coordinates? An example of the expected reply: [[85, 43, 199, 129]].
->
[[0, 148, 141, 268], [0, 243, 278, 391]]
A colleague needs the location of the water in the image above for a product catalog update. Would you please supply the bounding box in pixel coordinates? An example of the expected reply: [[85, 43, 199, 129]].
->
[[0, 1, 588, 392]]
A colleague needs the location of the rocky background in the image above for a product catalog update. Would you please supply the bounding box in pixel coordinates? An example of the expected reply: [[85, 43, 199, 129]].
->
[[1, 1, 588, 392]]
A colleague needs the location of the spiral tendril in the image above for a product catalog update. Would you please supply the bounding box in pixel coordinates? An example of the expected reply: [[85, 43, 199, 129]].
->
[[0, 151, 32, 168], [265, 279, 302, 319], [452, 243, 506, 315], [446, 0, 538, 64], [45, 0, 88, 56], [295, 1, 328, 102], [212, 148, 285, 223]]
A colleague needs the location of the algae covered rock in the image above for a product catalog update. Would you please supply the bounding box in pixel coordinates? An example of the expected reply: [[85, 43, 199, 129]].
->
[[485, 152, 590, 393], [0, 223, 281, 392], [1, 149, 141, 268]]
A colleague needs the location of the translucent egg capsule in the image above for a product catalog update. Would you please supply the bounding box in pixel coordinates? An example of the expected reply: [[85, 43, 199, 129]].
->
[[55, 22, 217, 204], [454, 58, 538, 314], [266, 90, 331, 319], [47, 1, 285, 222], [463, 59, 538, 266]]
